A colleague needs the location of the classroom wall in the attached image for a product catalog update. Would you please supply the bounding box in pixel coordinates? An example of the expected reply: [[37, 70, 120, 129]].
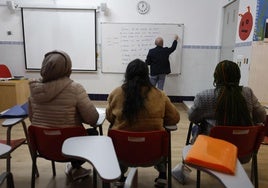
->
[[0, 0, 255, 100]]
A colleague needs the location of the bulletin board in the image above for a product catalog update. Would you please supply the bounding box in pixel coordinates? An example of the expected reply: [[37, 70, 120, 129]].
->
[[253, 0, 268, 41], [21, 7, 96, 71], [101, 23, 184, 74]]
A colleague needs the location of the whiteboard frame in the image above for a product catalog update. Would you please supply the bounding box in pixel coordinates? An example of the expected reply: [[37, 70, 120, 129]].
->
[[100, 22, 184, 74], [21, 7, 97, 72]]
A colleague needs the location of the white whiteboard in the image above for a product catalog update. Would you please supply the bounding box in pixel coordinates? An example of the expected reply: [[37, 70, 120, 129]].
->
[[22, 8, 96, 71], [101, 23, 184, 74]]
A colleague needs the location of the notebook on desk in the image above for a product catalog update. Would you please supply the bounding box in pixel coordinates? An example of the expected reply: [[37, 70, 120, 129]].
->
[[0, 102, 28, 118]]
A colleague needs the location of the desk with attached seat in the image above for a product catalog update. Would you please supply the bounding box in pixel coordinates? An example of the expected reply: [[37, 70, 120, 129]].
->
[[0, 143, 14, 188], [1, 117, 32, 170]]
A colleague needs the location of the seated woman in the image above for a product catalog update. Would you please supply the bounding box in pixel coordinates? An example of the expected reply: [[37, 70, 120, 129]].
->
[[106, 59, 180, 187], [28, 50, 99, 181], [173, 60, 266, 184], [189, 60, 266, 140]]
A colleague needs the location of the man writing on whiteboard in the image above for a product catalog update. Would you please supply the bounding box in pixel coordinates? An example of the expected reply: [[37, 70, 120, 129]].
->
[[145, 34, 179, 90]]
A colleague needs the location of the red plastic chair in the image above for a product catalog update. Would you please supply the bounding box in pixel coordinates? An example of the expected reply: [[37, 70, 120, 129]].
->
[[28, 125, 87, 188], [108, 129, 171, 187], [0, 64, 12, 78], [209, 125, 265, 188]]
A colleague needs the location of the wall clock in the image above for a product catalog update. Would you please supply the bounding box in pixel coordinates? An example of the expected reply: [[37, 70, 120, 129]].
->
[[137, 1, 150, 15]]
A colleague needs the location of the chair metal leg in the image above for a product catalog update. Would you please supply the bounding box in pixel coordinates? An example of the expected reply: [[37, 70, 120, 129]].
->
[[22, 120, 39, 177], [196, 170, 200, 188], [167, 130, 172, 188], [99, 126, 103, 136], [0, 172, 14, 188], [252, 154, 258, 188], [102, 182, 110, 188], [93, 168, 97, 188], [186, 122, 193, 145], [31, 157, 37, 188], [7, 172, 15, 188], [6, 126, 12, 173], [52, 161, 56, 176]]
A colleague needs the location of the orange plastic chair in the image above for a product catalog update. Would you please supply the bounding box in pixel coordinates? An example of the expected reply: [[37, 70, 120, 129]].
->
[[0, 64, 12, 78], [28, 125, 87, 188], [209, 125, 265, 188], [108, 129, 171, 188]]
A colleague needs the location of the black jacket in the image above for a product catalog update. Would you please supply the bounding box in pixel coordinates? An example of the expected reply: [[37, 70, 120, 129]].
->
[[145, 40, 177, 76]]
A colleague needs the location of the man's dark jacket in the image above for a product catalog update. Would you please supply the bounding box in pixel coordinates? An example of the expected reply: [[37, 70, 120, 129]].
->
[[145, 40, 177, 76]]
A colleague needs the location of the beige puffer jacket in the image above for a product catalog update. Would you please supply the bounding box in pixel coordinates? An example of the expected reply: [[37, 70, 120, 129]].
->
[[28, 77, 99, 127]]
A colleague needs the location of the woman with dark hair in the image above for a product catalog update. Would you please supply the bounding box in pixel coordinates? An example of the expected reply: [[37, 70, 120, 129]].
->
[[106, 59, 180, 187], [172, 60, 266, 184], [188, 60, 266, 136], [213, 60, 253, 125]]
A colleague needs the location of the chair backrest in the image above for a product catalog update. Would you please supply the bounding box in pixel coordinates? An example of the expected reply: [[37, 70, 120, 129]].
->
[[28, 125, 87, 162], [108, 129, 169, 167], [0, 64, 12, 78], [209, 125, 265, 160]]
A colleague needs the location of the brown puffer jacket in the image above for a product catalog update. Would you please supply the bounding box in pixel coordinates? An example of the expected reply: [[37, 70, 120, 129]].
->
[[28, 77, 99, 127]]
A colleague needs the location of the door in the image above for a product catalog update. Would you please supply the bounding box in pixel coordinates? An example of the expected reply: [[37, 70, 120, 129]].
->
[[220, 0, 239, 61]]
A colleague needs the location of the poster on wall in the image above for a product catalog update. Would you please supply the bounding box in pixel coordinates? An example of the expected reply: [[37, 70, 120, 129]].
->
[[253, 0, 268, 41], [238, 6, 253, 41]]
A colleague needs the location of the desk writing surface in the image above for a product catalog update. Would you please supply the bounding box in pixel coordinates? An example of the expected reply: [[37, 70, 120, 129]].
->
[[182, 145, 254, 188], [0, 102, 28, 118], [62, 136, 121, 181], [2, 118, 25, 127], [0, 143, 11, 156], [0, 80, 30, 112]]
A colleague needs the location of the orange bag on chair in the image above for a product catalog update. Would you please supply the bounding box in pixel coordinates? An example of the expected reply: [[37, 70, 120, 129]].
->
[[185, 135, 237, 175]]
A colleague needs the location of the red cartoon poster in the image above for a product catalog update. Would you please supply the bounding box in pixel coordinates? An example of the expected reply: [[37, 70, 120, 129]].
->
[[238, 6, 253, 40]]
